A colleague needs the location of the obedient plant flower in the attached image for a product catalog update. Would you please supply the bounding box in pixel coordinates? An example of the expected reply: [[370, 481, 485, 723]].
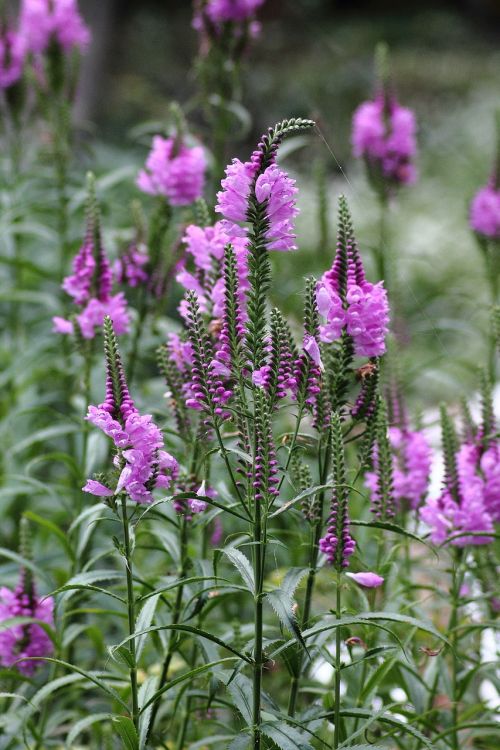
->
[[346, 572, 384, 588], [20, 0, 90, 55], [0, 27, 26, 89], [53, 176, 130, 339], [469, 182, 500, 240], [204, 0, 265, 24], [83, 318, 179, 504], [137, 134, 206, 206], [114, 241, 149, 289], [215, 134, 300, 252], [420, 405, 495, 546], [319, 413, 356, 569], [352, 92, 417, 187], [317, 196, 390, 357], [0, 521, 54, 675]]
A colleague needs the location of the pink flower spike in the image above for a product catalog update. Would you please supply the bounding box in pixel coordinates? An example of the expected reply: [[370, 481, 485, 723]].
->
[[82, 480, 114, 497], [346, 571, 384, 588]]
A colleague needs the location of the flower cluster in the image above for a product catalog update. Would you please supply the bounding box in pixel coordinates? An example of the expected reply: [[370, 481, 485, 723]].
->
[[193, 0, 264, 44], [316, 198, 389, 357], [114, 240, 149, 289], [216, 148, 299, 252], [0, 572, 54, 675], [137, 135, 206, 206], [469, 183, 500, 240], [84, 319, 179, 504], [365, 426, 432, 510], [0, 29, 26, 90], [53, 181, 130, 339], [352, 94, 417, 186], [204, 0, 265, 23], [20, 0, 90, 55]]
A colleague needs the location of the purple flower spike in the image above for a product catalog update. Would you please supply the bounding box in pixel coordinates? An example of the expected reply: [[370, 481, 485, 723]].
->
[[469, 183, 500, 240], [0, 30, 26, 90], [20, 0, 90, 55], [137, 135, 206, 206], [0, 574, 54, 675]]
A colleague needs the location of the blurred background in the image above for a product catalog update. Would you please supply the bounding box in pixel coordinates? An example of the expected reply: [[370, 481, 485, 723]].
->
[[76, 0, 500, 406]]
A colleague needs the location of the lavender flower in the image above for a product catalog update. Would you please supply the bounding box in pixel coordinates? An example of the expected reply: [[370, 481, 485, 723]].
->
[[114, 241, 149, 289], [346, 572, 384, 588], [469, 183, 500, 240], [317, 197, 389, 357], [0, 29, 26, 89], [0, 571, 54, 675], [53, 178, 130, 339], [137, 135, 206, 206], [352, 93, 417, 186], [20, 0, 90, 55], [215, 144, 299, 252], [365, 427, 432, 510], [204, 0, 265, 23], [83, 318, 179, 504]]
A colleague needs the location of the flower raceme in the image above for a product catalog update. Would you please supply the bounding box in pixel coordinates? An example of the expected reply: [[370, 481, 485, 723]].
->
[[352, 93, 417, 186], [0, 29, 26, 90], [83, 319, 179, 504], [317, 197, 390, 357], [53, 178, 130, 339], [0, 572, 54, 675], [469, 182, 500, 240], [20, 0, 90, 55], [137, 135, 206, 206], [204, 0, 266, 24]]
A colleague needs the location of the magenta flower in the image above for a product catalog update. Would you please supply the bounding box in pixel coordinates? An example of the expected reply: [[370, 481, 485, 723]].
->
[[205, 0, 265, 23], [346, 571, 384, 588], [420, 443, 494, 547], [114, 242, 149, 289], [54, 191, 130, 339], [352, 94, 417, 186], [0, 29, 26, 89], [20, 0, 90, 55], [481, 443, 500, 522], [137, 135, 206, 206], [316, 207, 389, 356], [215, 154, 299, 252], [469, 183, 500, 240], [365, 427, 432, 510], [84, 320, 179, 504], [0, 573, 54, 675]]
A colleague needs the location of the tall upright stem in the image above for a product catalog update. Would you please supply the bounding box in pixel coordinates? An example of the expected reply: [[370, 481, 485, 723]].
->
[[121, 496, 139, 728], [252, 494, 264, 749], [449, 549, 464, 750], [333, 577, 342, 750]]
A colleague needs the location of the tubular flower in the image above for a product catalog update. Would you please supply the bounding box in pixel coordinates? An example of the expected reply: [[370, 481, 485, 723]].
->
[[352, 94, 417, 185], [317, 198, 389, 356], [420, 442, 495, 547], [0, 29, 26, 89], [469, 183, 500, 240], [346, 572, 384, 588], [215, 139, 299, 252], [20, 0, 90, 54], [83, 319, 179, 504], [0, 572, 54, 675], [114, 241, 149, 289], [205, 0, 265, 23], [137, 135, 206, 206], [365, 427, 432, 510], [54, 181, 130, 339]]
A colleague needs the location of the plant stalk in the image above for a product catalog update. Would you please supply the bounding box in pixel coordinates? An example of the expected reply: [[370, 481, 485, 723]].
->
[[121, 496, 139, 728]]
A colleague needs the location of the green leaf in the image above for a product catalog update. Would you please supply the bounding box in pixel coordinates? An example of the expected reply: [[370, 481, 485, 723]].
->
[[23, 510, 75, 561], [135, 594, 160, 661], [226, 735, 251, 750], [350, 519, 437, 555], [113, 716, 139, 750], [266, 589, 309, 655], [51, 569, 124, 600], [335, 708, 436, 750], [269, 484, 332, 518], [65, 713, 111, 748], [138, 676, 157, 750], [222, 547, 255, 594], [282, 567, 309, 598], [0, 617, 57, 644], [261, 721, 314, 750]]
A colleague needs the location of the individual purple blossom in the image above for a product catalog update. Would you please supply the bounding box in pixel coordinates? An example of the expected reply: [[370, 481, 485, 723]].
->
[[137, 135, 206, 206], [352, 93, 417, 186], [481, 443, 500, 522], [469, 183, 500, 240], [84, 320, 179, 504], [319, 494, 356, 569], [0, 572, 54, 675], [20, 0, 90, 55], [0, 29, 26, 89], [317, 215, 389, 357], [365, 427, 432, 510], [346, 571, 384, 588], [215, 153, 299, 252]]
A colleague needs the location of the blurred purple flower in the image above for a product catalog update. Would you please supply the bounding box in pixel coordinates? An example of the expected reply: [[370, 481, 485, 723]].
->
[[469, 183, 500, 240], [137, 135, 206, 206], [20, 0, 90, 55]]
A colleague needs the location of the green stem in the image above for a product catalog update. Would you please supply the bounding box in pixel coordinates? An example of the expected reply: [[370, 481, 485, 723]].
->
[[128, 288, 148, 385], [148, 517, 188, 739], [449, 550, 464, 750], [252, 494, 264, 749], [121, 496, 139, 728], [333, 576, 342, 750]]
